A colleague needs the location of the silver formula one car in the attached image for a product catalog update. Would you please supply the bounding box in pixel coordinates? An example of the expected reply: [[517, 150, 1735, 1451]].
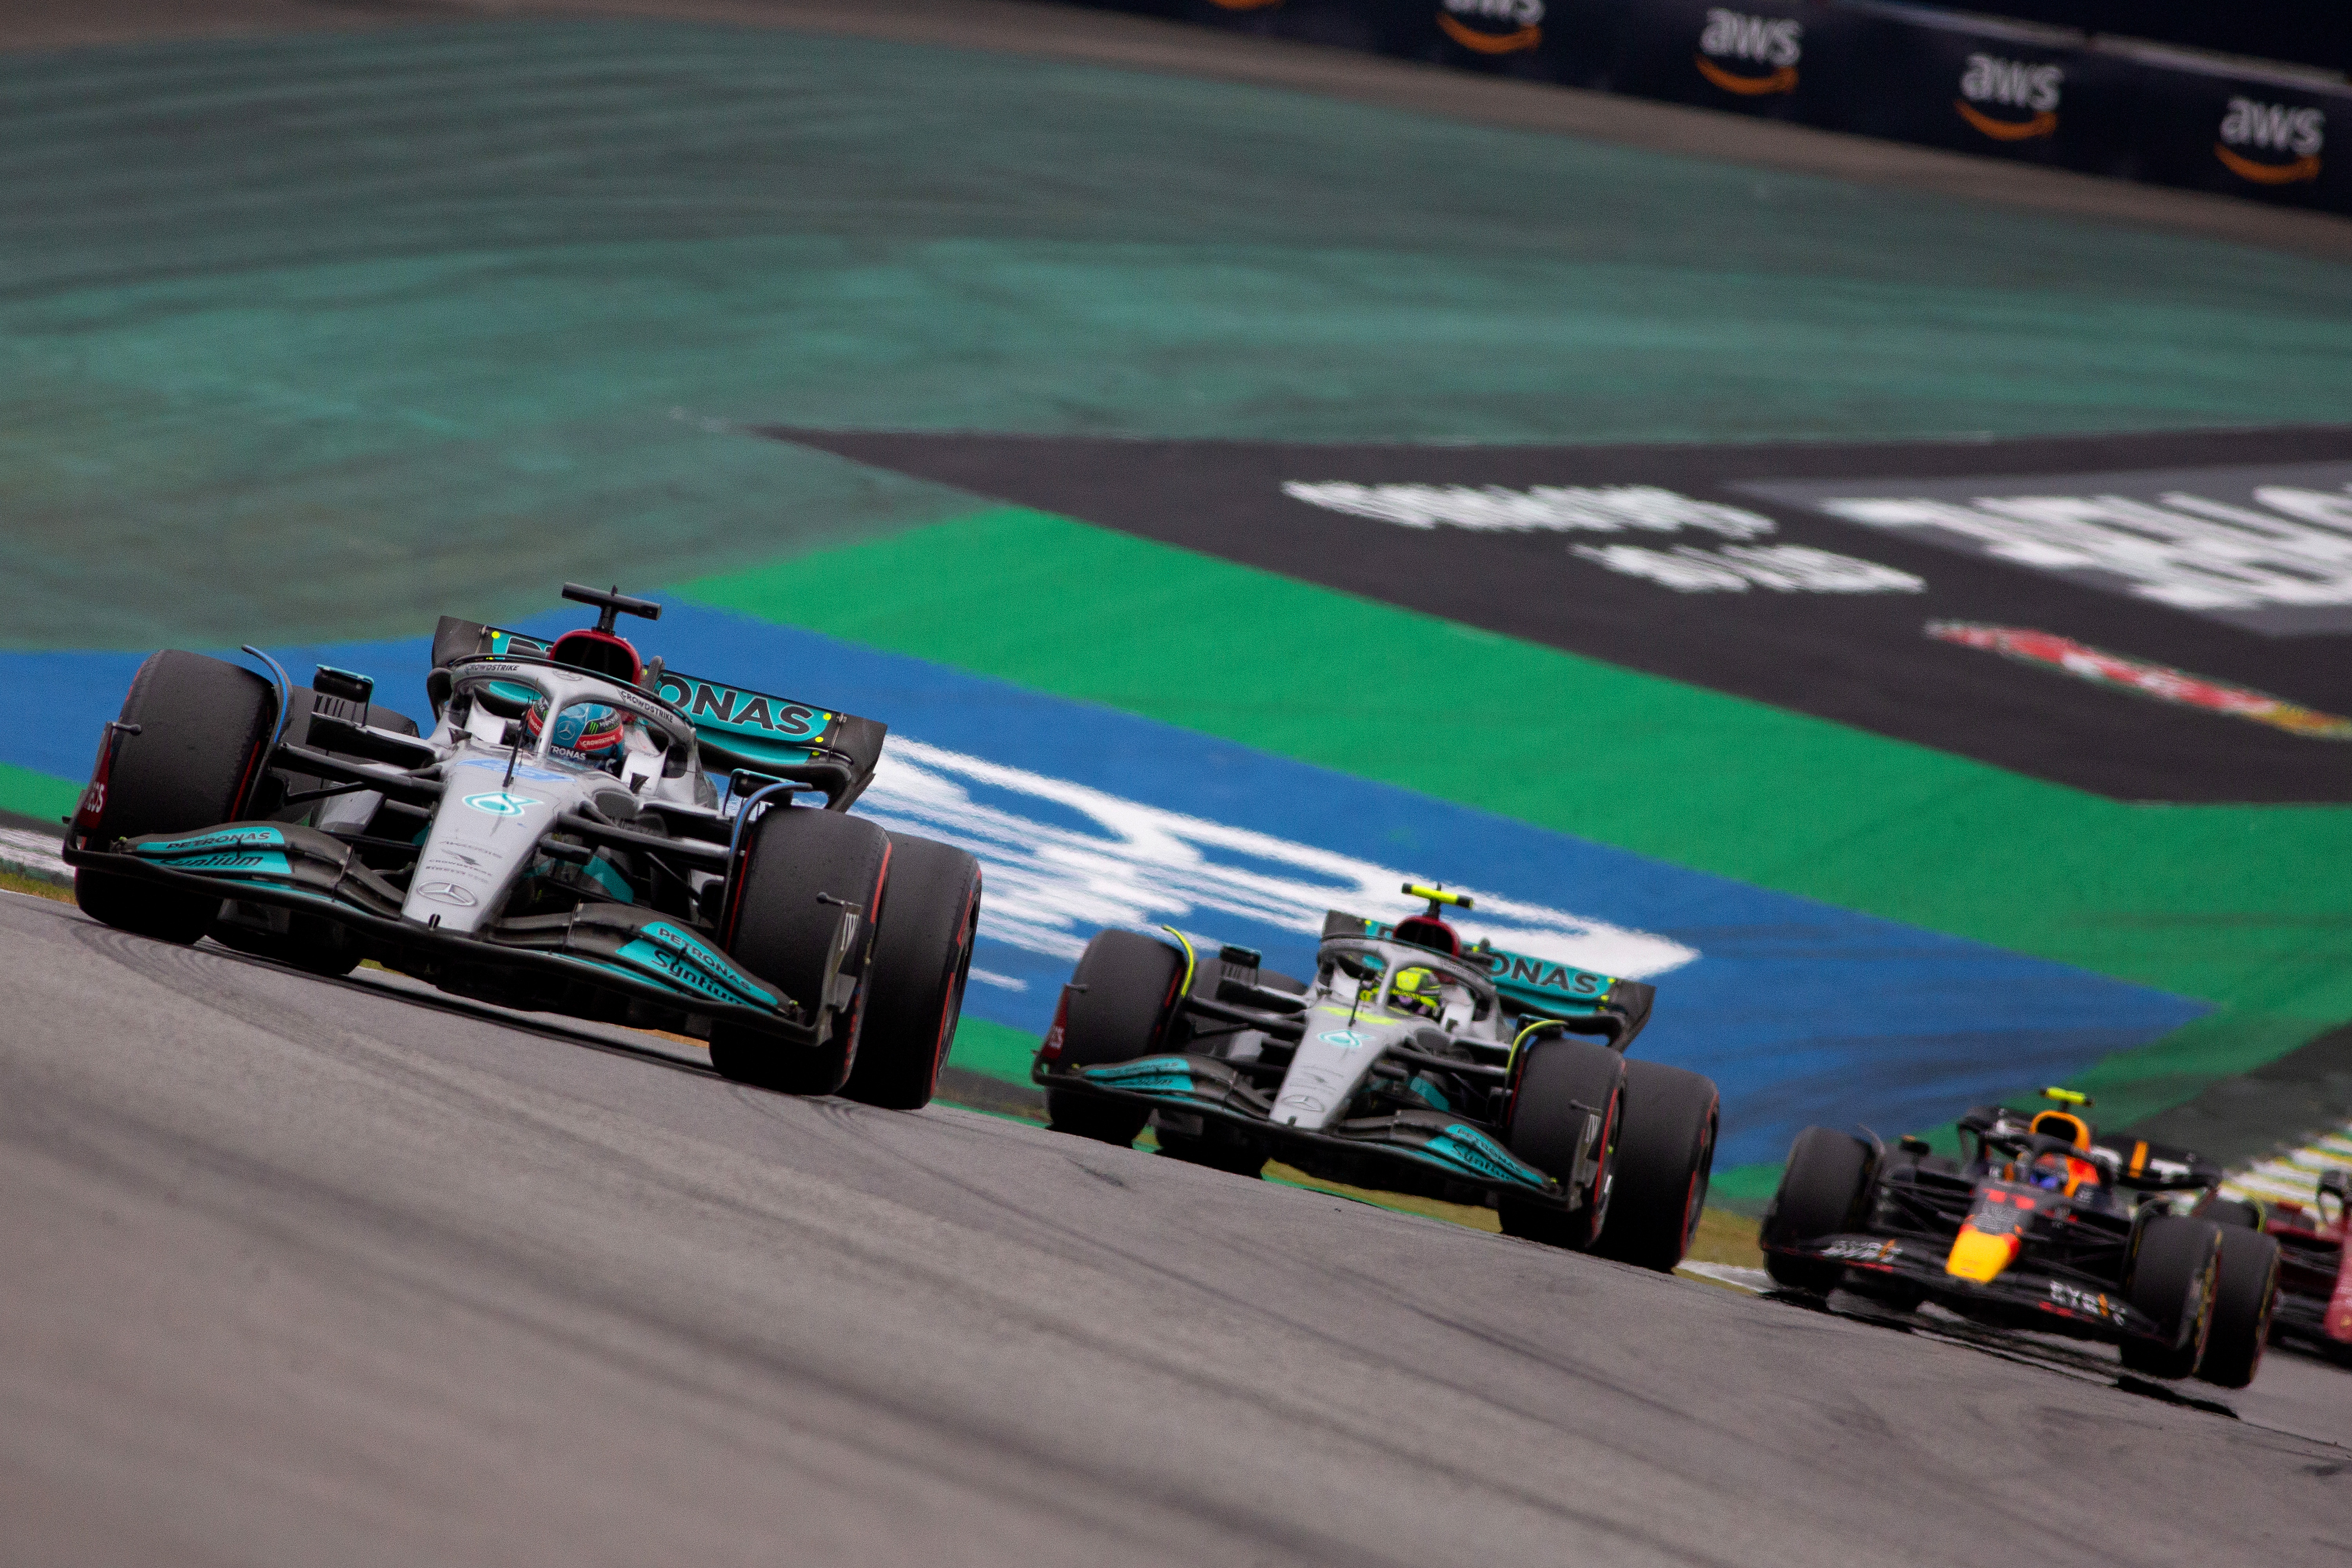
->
[[1033, 886, 1721, 1271], [62, 584, 980, 1109]]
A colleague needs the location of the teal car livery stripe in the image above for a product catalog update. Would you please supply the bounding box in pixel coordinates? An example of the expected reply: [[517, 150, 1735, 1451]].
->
[[616, 920, 778, 1009], [1416, 1123, 1552, 1190], [1078, 1056, 1199, 1097], [130, 825, 289, 857]]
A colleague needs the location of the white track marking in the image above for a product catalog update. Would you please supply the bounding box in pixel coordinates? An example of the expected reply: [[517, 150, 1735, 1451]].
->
[[856, 737, 1699, 979]]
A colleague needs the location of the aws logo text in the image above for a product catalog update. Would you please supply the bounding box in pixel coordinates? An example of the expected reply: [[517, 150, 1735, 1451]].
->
[[2218, 97, 2323, 184], [1697, 9, 1800, 96], [1957, 53, 2060, 140], [1438, 0, 1544, 53]]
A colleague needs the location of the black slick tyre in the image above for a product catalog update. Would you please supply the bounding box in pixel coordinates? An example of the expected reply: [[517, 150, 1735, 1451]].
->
[[1497, 1036, 1626, 1250], [1590, 1058, 1719, 1272], [1761, 1127, 1873, 1292], [2196, 1227, 2281, 1389], [840, 833, 980, 1111], [709, 806, 890, 1097], [2121, 1215, 2223, 1381], [75, 650, 278, 945], [1044, 928, 1185, 1148]]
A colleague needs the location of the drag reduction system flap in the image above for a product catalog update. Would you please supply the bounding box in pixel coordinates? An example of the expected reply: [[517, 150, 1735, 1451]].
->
[[1322, 910, 1656, 1028], [430, 617, 887, 806]]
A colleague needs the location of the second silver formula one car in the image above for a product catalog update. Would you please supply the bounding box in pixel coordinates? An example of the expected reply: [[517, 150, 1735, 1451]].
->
[[63, 584, 981, 1109], [1034, 886, 1720, 1271]]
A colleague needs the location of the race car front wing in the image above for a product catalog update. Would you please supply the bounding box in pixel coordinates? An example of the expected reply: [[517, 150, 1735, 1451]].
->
[[1764, 1230, 2176, 1345], [1036, 1051, 1583, 1208]]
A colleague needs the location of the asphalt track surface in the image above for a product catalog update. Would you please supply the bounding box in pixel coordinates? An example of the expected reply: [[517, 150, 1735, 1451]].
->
[[4, 887, 2347, 1567]]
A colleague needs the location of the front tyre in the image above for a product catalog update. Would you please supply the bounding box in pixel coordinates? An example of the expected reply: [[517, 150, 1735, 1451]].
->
[[1760, 1127, 1873, 1293], [1498, 1036, 1626, 1250], [75, 650, 278, 945], [840, 833, 980, 1111], [1043, 929, 1185, 1148], [2120, 1215, 2223, 1381], [2196, 1228, 2281, 1389], [1589, 1059, 1719, 1273], [708, 806, 890, 1097]]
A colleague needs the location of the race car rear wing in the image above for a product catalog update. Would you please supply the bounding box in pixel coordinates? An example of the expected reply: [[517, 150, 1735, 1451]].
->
[[1321, 912, 1656, 1040], [428, 617, 886, 809]]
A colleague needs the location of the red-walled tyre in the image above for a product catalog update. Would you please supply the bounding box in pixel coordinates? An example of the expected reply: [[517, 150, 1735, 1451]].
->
[[1591, 1060, 1719, 1273], [842, 833, 980, 1111]]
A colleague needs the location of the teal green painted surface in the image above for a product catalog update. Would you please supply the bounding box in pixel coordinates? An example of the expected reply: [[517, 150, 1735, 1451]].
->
[[10, 21, 2352, 646], [944, 1015, 1042, 1086], [0, 764, 78, 824]]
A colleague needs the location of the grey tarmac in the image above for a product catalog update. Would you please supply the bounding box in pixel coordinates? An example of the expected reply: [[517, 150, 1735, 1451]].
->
[[1, 889, 2344, 1566]]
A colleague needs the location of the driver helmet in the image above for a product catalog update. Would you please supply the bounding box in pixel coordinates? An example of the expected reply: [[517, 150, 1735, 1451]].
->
[[2026, 1150, 2073, 1192], [525, 697, 628, 773], [1392, 965, 1445, 1020]]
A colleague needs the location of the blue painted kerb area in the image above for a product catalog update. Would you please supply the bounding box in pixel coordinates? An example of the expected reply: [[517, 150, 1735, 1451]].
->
[[0, 601, 2207, 1166]]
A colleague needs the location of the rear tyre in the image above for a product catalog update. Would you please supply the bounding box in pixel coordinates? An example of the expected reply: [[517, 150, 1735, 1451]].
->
[[1043, 929, 1185, 1148], [709, 807, 890, 1097], [2120, 1215, 2223, 1381], [1498, 1036, 1627, 1250], [2196, 1228, 2281, 1389], [1590, 1059, 1719, 1273], [841, 833, 980, 1111], [1761, 1127, 1873, 1292], [2197, 1197, 2265, 1230], [74, 650, 278, 945]]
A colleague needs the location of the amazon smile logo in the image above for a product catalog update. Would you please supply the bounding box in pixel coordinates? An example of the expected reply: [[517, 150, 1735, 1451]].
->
[[2217, 96, 2323, 184], [1437, 0, 1544, 53], [1956, 53, 2060, 140], [1696, 8, 1801, 95]]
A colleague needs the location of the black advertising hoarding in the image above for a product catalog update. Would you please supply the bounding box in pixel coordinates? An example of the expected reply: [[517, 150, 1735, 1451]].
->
[[1063, 0, 2352, 213], [1828, 3, 2132, 176], [2114, 42, 2351, 213], [1174, 0, 1432, 56], [1929, 0, 2350, 78], [1583, 0, 1882, 126], [1419, 0, 1617, 87]]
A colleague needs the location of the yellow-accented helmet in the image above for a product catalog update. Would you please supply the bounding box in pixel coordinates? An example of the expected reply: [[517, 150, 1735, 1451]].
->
[[1393, 965, 1443, 1020]]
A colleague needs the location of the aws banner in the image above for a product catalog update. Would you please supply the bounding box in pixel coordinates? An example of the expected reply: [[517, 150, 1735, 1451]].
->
[[1071, 0, 2352, 214], [1606, 0, 1876, 123], [2123, 46, 2348, 212], [1826, 5, 2129, 173]]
